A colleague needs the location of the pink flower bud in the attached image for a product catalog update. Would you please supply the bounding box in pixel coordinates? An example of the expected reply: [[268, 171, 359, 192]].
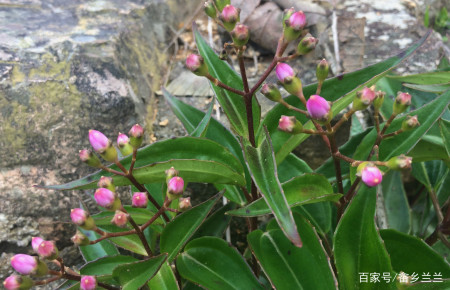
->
[[276, 63, 295, 84], [261, 83, 282, 102], [278, 115, 302, 134], [214, 0, 230, 12], [231, 23, 250, 47], [387, 155, 412, 171], [117, 133, 129, 147], [80, 275, 97, 290], [402, 115, 420, 131], [94, 188, 116, 209], [31, 237, 44, 253], [79, 149, 101, 168], [353, 86, 376, 111], [132, 192, 148, 208], [179, 197, 192, 212], [393, 92, 412, 115], [97, 176, 115, 192], [37, 240, 58, 260], [186, 54, 209, 77], [306, 95, 331, 123], [71, 231, 90, 246], [10, 254, 37, 275], [297, 34, 318, 55], [129, 124, 144, 149], [219, 5, 239, 31], [168, 177, 184, 195], [361, 165, 383, 187], [288, 11, 306, 30], [70, 208, 89, 226], [3, 275, 32, 290], [111, 210, 129, 228], [88, 130, 110, 153]]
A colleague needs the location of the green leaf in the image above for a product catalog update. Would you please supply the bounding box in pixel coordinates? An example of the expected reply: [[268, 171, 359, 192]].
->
[[227, 173, 339, 217], [277, 153, 312, 183], [406, 280, 450, 289], [387, 72, 450, 85], [195, 29, 261, 137], [160, 192, 223, 262], [93, 224, 149, 256], [350, 91, 450, 182], [163, 89, 248, 204], [176, 237, 262, 290], [381, 171, 411, 233], [80, 255, 138, 276], [112, 254, 167, 290], [334, 186, 394, 290], [43, 137, 246, 190], [78, 229, 119, 262], [148, 262, 179, 290], [403, 82, 450, 93], [248, 214, 337, 289], [259, 31, 430, 164], [439, 119, 450, 157], [192, 202, 235, 239], [162, 87, 213, 138], [380, 229, 450, 277], [242, 128, 302, 247], [293, 203, 333, 236]]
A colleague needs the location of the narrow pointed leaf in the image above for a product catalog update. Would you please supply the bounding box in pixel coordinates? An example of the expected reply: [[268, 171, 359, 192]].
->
[[80, 255, 138, 276], [148, 262, 179, 290], [42, 137, 245, 190], [242, 128, 302, 247], [93, 224, 149, 256], [334, 186, 394, 290], [248, 214, 337, 289], [160, 192, 223, 262], [176, 237, 263, 290], [227, 174, 340, 217], [195, 29, 261, 137], [112, 254, 167, 290], [258, 31, 430, 164], [381, 171, 411, 233], [380, 229, 450, 276], [192, 202, 235, 239], [386, 72, 450, 85]]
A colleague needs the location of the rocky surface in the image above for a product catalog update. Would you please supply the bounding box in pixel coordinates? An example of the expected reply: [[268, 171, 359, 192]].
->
[[0, 0, 201, 282]]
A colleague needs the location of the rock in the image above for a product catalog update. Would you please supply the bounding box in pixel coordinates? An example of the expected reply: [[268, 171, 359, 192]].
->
[[0, 0, 202, 281]]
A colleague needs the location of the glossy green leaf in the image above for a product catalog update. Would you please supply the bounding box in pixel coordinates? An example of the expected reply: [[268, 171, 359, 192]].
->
[[387, 72, 450, 85], [80, 255, 138, 276], [259, 32, 430, 164], [78, 229, 119, 262], [380, 229, 450, 277], [162, 87, 213, 138], [192, 202, 235, 239], [293, 203, 333, 236], [242, 129, 302, 247], [195, 29, 261, 137], [350, 91, 450, 182], [163, 89, 247, 204], [381, 171, 411, 233], [112, 254, 167, 290], [227, 173, 339, 217], [412, 161, 449, 192], [248, 214, 337, 289], [277, 153, 312, 183], [334, 186, 394, 290], [403, 82, 450, 93], [439, 119, 450, 157], [148, 262, 179, 290], [176, 237, 262, 290], [408, 138, 450, 163], [160, 192, 223, 262], [43, 137, 245, 190], [94, 224, 149, 256]]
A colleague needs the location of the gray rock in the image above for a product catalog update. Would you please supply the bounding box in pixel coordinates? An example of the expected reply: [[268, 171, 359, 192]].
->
[[0, 0, 201, 282]]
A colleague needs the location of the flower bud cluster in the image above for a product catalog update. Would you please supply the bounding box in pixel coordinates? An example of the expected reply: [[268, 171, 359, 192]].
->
[[80, 124, 144, 167]]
